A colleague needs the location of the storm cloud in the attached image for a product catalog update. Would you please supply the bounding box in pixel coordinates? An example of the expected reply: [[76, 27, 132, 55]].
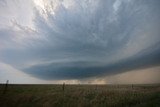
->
[[0, 0, 160, 82]]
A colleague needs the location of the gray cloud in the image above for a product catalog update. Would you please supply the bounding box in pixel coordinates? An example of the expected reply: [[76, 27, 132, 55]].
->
[[0, 0, 160, 81]]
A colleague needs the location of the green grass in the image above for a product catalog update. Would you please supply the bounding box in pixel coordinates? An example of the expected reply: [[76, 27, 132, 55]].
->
[[0, 84, 160, 107]]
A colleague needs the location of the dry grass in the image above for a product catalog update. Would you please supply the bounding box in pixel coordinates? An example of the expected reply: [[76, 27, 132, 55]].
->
[[0, 84, 160, 107]]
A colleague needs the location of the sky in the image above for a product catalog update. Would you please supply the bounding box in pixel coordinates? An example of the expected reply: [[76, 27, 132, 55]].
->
[[0, 0, 160, 84]]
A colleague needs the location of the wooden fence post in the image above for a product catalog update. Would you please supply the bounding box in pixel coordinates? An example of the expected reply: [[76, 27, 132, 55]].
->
[[3, 80, 9, 94], [62, 82, 65, 92]]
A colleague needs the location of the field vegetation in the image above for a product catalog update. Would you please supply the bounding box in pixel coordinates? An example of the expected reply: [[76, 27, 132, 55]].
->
[[0, 84, 160, 107]]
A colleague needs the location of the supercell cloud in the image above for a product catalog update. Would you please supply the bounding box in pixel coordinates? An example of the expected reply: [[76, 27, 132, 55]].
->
[[0, 0, 160, 83]]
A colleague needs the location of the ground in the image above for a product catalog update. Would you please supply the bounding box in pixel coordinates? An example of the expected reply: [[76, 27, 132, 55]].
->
[[0, 84, 160, 107]]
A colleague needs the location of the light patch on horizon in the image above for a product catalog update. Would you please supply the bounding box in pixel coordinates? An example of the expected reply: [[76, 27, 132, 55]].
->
[[106, 66, 160, 84]]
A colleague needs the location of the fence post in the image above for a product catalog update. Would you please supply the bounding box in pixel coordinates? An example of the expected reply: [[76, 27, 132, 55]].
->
[[3, 80, 9, 94], [62, 82, 65, 107], [62, 82, 65, 92]]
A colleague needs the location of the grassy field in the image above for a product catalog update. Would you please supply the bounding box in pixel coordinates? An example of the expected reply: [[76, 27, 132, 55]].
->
[[0, 84, 160, 107]]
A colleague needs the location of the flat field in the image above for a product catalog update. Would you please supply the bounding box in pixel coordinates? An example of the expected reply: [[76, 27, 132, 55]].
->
[[0, 84, 160, 107]]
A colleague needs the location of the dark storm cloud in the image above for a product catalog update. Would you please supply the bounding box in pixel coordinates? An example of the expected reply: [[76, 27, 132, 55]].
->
[[24, 45, 160, 80], [0, 0, 160, 80]]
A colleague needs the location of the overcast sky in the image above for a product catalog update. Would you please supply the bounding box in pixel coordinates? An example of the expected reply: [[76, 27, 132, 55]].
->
[[0, 0, 160, 84]]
